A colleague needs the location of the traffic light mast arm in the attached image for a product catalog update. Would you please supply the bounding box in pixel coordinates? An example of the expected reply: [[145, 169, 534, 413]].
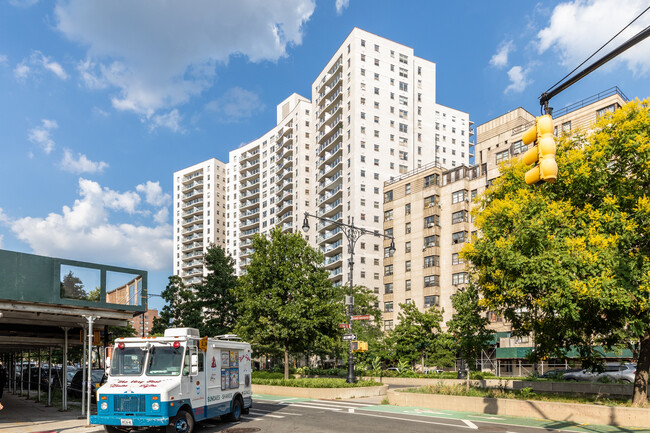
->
[[540, 24, 650, 114]]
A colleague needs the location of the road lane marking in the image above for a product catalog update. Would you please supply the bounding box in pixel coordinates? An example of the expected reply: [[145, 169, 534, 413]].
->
[[352, 411, 474, 429], [462, 419, 478, 429], [288, 403, 342, 411]]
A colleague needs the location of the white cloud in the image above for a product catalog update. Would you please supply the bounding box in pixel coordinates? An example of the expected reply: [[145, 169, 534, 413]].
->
[[61, 149, 109, 174], [10, 178, 171, 270], [335, 0, 350, 14], [0, 208, 9, 224], [0, 55, 7, 65], [136, 181, 171, 207], [14, 51, 68, 81], [0, 234, 3, 248], [28, 119, 58, 154], [55, 0, 315, 117], [505, 65, 531, 93], [206, 87, 265, 122], [153, 208, 169, 225], [149, 109, 183, 133], [538, 0, 650, 75], [490, 40, 514, 68]]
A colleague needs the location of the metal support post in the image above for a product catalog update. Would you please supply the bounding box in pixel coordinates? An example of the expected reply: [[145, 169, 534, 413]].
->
[[84, 315, 99, 426], [47, 347, 52, 406], [37, 348, 41, 402], [81, 326, 87, 416], [62, 327, 69, 411]]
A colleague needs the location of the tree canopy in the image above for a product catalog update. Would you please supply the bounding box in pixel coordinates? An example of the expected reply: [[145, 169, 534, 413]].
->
[[234, 227, 342, 379], [463, 100, 650, 404]]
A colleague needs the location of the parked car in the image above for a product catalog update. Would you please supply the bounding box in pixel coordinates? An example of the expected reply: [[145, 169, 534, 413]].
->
[[540, 368, 581, 379], [68, 369, 106, 401], [563, 363, 636, 383], [65, 367, 79, 388]]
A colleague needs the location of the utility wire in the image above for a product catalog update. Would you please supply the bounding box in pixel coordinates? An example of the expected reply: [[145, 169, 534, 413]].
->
[[544, 4, 650, 95]]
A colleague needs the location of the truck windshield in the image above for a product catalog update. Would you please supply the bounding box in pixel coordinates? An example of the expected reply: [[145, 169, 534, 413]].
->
[[111, 347, 146, 376], [146, 345, 184, 376]]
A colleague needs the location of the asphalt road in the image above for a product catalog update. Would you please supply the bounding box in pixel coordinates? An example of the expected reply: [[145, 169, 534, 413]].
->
[[182, 397, 619, 433]]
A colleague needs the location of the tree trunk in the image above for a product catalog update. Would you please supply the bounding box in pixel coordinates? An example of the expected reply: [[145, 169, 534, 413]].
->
[[421, 354, 425, 372], [632, 329, 650, 406], [284, 345, 290, 380]]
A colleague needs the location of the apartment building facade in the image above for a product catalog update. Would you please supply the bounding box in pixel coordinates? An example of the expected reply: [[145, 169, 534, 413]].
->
[[312, 28, 472, 289], [131, 309, 160, 337], [172, 159, 227, 285], [225, 94, 315, 272], [382, 87, 628, 342]]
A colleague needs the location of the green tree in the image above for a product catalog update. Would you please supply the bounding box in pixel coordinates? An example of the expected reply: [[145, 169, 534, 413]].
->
[[194, 244, 239, 337], [60, 270, 87, 299], [388, 303, 456, 369], [337, 285, 383, 369], [447, 283, 494, 372], [151, 275, 202, 335], [234, 227, 341, 379], [463, 100, 650, 405]]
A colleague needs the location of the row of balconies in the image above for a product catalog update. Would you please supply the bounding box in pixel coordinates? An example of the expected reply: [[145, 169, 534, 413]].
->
[[185, 276, 202, 284], [182, 215, 203, 226], [324, 253, 342, 266], [319, 142, 342, 166], [182, 197, 203, 208], [182, 250, 203, 259], [241, 227, 260, 237], [241, 208, 259, 217], [319, 226, 342, 243], [277, 189, 293, 202], [317, 129, 342, 155], [240, 179, 260, 189], [183, 180, 203, 191], [319, 198, 342, 216], [318, 185, 341, 205], [322, 239, 342, 254], [182, 259, 203, 268], [317, 101, 341, 128], [241, 168, 260, 181], [182, 224, 203, 234], [183, 189, 203, 199], [319, 170, 341, 190], [240, 159, 259, 170], [240, 188, 259, 199], [240, 148, 259, 162], [318, 212, 341, 231], [317, 121, 341, 142], [183, 241, 203, 250], [183, 206, 203, 216], [183, 233, 202, 242], [183, 171, 202, 182], [277, 145, 293, 160], [182, 268, 203, 277], [318, 157, 341, 180]]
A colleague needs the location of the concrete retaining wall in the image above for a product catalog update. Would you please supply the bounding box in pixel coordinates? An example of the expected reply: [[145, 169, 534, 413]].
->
[[252, 384, 388, 399], [387, 389, 650, 428]]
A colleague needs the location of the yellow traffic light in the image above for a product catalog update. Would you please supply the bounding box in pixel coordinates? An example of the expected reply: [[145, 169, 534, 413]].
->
[[522, 114, 557, 185], [351, 341, 368, 352]]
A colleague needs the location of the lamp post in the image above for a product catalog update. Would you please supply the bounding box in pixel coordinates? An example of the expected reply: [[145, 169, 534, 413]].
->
[[302, 211, 395, 383]]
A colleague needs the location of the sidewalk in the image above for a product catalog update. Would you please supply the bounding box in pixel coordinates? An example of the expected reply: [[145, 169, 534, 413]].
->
[[0, 392, 103, 433]]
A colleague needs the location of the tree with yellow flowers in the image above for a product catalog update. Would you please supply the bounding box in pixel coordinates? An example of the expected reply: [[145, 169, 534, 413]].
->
[[463, 100, 650, 406]]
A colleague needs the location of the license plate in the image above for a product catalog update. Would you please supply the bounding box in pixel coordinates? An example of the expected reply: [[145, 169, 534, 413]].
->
[[120, 419, 133, 426]]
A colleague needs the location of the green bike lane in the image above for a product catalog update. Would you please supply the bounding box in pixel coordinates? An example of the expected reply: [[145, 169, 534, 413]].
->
[[252, 393, 650, 433]]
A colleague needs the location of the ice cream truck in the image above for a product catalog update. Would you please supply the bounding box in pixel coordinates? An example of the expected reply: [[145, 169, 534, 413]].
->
[[91, 328, 252, 433]]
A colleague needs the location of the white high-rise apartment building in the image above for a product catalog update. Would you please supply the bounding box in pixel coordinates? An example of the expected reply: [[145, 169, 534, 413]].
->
[[226, 94, 315, 272], [312, 28, 471, 290], [173, 159, 227, 285], [174, 28, 472, 286]]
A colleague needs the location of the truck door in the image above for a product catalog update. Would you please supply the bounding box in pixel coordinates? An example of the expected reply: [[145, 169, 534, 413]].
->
[[191, 350, 206, 412]]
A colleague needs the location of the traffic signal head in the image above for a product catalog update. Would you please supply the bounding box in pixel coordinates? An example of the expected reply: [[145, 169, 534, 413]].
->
[[521, 114, 558, 185]]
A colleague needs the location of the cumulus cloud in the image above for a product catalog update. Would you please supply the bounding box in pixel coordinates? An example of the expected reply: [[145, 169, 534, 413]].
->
[[10, 178, 172, 270], [0, 55, 7, 65], [490, 40, 514, 68], [153, 207, 169, 225], [206, 87, 265, 122], [136, 181, 171, 207], [505, 65, 531, 93], [61, 149, 109, 174], [149, 109, 183, 133], [55, 0, 315, 119], [28, 119, 58, 154], [14, 51, 68, 81], [335, 0, 350, 14], [538, 0, 650, 75]]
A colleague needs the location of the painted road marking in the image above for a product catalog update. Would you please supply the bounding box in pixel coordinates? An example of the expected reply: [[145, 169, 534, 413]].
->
[[467, 414, 505, 420], [288, 403, 342, 411], [462, 419, 478, 429], [352, 411, 474, 429]]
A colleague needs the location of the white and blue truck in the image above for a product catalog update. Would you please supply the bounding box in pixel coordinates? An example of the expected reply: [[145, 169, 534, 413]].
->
[[91, 328, 252, 433]]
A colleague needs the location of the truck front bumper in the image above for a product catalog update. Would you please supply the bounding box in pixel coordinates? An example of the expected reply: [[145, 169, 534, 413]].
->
[[90, 415, 169, 427]]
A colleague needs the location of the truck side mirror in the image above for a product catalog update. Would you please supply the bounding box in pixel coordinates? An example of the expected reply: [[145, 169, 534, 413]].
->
[[191, 354, 198, 376]]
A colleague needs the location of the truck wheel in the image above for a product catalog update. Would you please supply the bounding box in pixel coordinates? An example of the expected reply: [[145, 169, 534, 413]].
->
[[167, 409, 194, 433], [221, 397, 242, 422]]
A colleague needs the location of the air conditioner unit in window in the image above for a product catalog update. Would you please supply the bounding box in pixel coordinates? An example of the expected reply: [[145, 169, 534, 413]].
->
[[427, 223, 435, 228]]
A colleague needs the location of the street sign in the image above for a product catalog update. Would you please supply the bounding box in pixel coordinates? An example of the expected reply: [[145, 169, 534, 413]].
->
[[338, 323, 350, 329], [199, 336, 208, 352], [342, 334, 357, 341], [351, 315, 370, 321]]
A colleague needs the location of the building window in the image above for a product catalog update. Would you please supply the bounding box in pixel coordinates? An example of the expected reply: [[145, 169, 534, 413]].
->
[[399, 123, 408, 133], [384, 264, 394, 276], [562, 121, 571, 135], [452, 210, 468, 224], [399, 81, 408, 91], [405, 183, 411, 194], [424, 255, 439, 268], [385, 302, 393, 312], [424, 173, 439, 187], [405, 241, 411, 253], [384, 209, 393, 221], [424, 215, 438, 228], [452, 252, 465, 265], [405, 222, 411, 234], [452, 272, 469, 285], [384, 283, 394, 294], [424, 295, 440, 308], [451, 189, 467, 204], [512, 140, 526, 154], [405, 260, 411, 272], [424, 195, 438, 208], [405, 203, 411, 215], [597, 103, 617, 118], [384, 246, 394, 258], [405, 279, 411, 291], [452, 231, 467, 244], [496, 150, 509, 164], [384, 320, 394, 330], [424, 235, 439, 248], [424, 275, 439, 287]]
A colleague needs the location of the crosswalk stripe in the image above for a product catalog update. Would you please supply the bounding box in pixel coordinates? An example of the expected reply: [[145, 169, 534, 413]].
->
[[287, 403, 342, 411], [313, 400, 377, 407]]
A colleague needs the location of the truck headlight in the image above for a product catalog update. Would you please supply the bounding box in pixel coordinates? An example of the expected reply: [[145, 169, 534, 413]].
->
[[152, 402, 159, 411], [100, 402, 108, 410]]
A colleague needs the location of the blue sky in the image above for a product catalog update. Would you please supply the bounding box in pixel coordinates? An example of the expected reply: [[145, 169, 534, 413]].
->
[[1, 0, 649, 311]]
